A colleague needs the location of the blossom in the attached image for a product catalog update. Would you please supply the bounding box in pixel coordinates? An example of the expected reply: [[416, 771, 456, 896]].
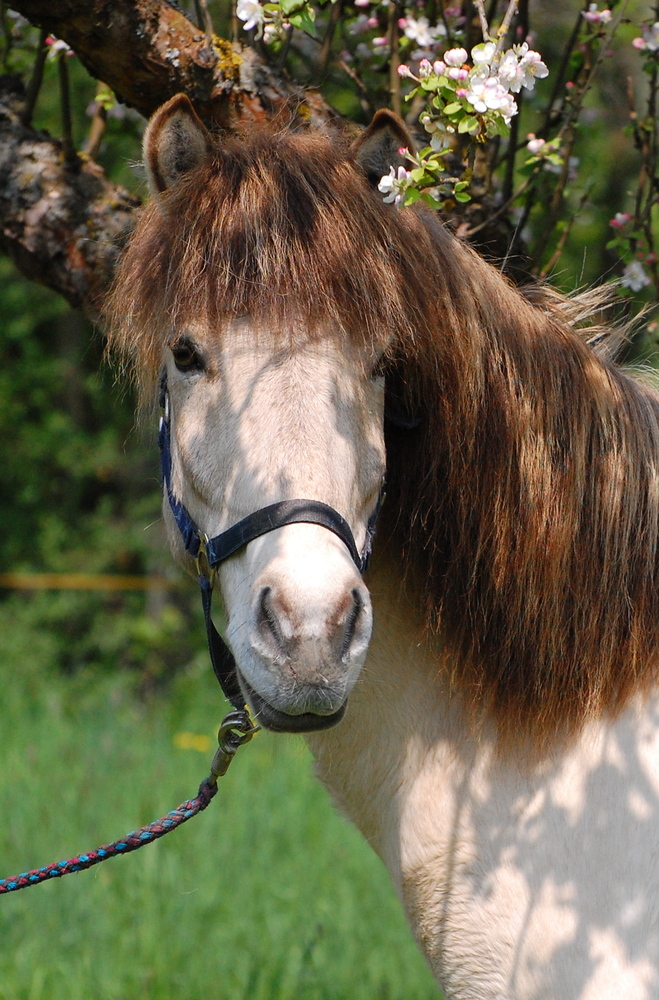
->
[[610, 212, 631, 228], [401, 15, 445, 49], [397, 63, 413, 77], [582, 4, 612, 23], [465, 73, 518, 122], [45, 36, 73, 60], [236, 0, 265, 34], [526, 134, 546, 155], [421, 115, 454, 150], [432, 60, 446, 74], [621, 261, 652, 292], [633, 23, 659, 52], [349, 14, 373, 35], [354, 0, 371, 7], [378, 165, 412, 207], [444, 47, 468, 66], [517, 48, 549, 89], [471, 41, 496, 65]]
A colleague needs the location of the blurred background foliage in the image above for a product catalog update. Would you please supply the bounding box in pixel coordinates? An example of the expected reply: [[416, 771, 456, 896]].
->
[[0, 2, 658, 996]]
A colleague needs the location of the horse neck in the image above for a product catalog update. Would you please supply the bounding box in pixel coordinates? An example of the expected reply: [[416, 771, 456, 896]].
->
[[304, 540, 474, 878]]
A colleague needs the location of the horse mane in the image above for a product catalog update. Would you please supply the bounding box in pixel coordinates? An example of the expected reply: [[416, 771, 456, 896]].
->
[[107, 124, 659, 749]]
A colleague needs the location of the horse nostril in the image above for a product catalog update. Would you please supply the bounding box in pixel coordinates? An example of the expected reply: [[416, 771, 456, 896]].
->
[[341, 587, 366, 660], [255, 585, 288, 658]]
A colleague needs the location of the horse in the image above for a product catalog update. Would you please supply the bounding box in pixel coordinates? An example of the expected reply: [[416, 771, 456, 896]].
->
[[107, 93, 659, 1000]]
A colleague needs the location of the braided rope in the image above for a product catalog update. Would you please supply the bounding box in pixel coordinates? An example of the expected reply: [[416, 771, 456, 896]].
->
[[0, 777, 218, 894]]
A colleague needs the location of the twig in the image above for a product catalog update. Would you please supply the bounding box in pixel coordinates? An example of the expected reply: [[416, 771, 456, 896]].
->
[[539, 185, 591, 278], [21, 28, 47, 126], [83, 86, 107, 160], [387, 0, 401, 116], [494, 0, 518, 57], [464, 163, 542, 238], [473, 0, 491, 41], [193, 0, 214, 47], [315, 0, 343, 83], [277, 24, 294, 70], [57, 52, 78, 169]]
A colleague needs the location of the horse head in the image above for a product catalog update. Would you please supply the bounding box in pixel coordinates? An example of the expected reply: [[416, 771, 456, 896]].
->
[[132, 96, 417, 732]]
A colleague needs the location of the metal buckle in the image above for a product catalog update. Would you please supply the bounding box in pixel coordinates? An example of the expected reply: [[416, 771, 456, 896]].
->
[[195, 531, 216, 584], [209, 709, 260, 781]]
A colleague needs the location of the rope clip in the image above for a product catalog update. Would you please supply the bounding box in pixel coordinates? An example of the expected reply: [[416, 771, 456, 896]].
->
[[209, 708, 260, 781]]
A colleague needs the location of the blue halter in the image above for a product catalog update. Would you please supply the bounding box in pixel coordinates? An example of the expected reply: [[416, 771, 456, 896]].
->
[[158, 373, 383, 710]]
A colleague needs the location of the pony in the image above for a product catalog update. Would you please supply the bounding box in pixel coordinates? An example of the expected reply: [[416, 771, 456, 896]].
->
[[107, 93, 659, 1000]]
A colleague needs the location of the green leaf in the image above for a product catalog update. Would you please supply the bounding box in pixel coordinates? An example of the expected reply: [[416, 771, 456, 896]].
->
[[404, 188, 421, 205], [288, 7, 315, 32], [458, 115, 478, 134], [410, 167, 427, 183], [443, 102, 463, 116], [494, 117, 510, 138], [280, 0, 304, 14], [454, 189, 472, 203], [420, 192, 442, 210]]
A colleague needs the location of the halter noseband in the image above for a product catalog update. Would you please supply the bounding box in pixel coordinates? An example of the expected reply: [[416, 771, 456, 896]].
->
[[158, 373, 383, 710]]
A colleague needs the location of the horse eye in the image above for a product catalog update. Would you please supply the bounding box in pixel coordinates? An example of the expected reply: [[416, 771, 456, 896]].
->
[[171, 339, 204, 373]]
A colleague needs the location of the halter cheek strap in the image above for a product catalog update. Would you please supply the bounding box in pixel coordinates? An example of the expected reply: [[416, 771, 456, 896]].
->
[[158, 373, 383, 710]]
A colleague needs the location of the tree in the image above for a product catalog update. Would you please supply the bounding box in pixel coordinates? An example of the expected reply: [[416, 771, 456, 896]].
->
[[2, 0, 658, 319]]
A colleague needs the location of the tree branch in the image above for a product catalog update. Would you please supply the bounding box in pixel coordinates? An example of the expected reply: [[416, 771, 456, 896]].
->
[[0, 76, 139, 320], [9, 0, 337, 127]]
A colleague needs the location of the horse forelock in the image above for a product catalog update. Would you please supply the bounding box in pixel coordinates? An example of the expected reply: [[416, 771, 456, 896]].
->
[[107, 123, 659, 752], [106, 126, 448, 398]]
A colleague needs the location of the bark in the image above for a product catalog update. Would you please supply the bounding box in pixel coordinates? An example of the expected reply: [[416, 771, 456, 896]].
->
[[1, 0, 339, 317], [0, 75, 139, 319], [8, 0, 337, 127], [1, 0, 526, 317]]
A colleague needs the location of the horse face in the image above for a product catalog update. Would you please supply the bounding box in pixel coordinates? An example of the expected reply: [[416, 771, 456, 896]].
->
[[163, 319, 386, 731], [141, 95, 414, 732]]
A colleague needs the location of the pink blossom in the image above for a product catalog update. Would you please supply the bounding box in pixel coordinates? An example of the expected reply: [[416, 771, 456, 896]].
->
[[397, 63, 413, 77], [526, 134, 546, 155], [444, 47, 468, 67], [632, 37, 646, 50], [610, 213, 631, 229], [582, 4, 612, 23]]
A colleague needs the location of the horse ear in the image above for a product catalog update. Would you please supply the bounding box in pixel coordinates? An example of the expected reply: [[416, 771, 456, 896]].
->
[[352, 109, 415, 188], [143, 94, 213, 197]]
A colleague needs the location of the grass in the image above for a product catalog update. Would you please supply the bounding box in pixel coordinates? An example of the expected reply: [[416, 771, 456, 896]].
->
[[0, 596, 442, 1000]]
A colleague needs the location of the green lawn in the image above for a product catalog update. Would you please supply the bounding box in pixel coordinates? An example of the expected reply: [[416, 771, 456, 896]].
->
[[0, 597, 441, 1000]]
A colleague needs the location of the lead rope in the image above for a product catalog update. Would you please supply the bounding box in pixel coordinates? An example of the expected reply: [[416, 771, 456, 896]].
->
[[0, 708, 259, 894]]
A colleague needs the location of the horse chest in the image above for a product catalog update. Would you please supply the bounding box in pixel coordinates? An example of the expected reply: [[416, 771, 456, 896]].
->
[[307, 558, 659, 1000]]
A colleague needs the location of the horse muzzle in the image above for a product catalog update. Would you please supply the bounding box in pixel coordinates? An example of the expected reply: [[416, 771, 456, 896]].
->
[[229, 570, 373, 732]]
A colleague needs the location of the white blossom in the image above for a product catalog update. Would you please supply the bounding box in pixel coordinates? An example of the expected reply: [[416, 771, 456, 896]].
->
[[517, 47, 549, 90], [401, 15, 445, 49], [465, 73, 518, 122], [236, 0, 265, 35], [378, 165, 412, 207], [621, 261, 652, 292], [45, 36, 73, 60], [634, 22, 659, 52], [471, 41, 496, 65], [422, 114, 453, 150]]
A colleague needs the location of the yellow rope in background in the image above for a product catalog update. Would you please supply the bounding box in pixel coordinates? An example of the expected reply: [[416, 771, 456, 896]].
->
[[0, 573, 169, 591]]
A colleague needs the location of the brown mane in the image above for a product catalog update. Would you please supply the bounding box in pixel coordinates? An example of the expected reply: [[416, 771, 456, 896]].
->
[[107, 124, 659, 747]]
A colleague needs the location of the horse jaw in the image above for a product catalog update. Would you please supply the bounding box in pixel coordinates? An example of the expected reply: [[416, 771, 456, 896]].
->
[[162, 320, 386, 732]]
